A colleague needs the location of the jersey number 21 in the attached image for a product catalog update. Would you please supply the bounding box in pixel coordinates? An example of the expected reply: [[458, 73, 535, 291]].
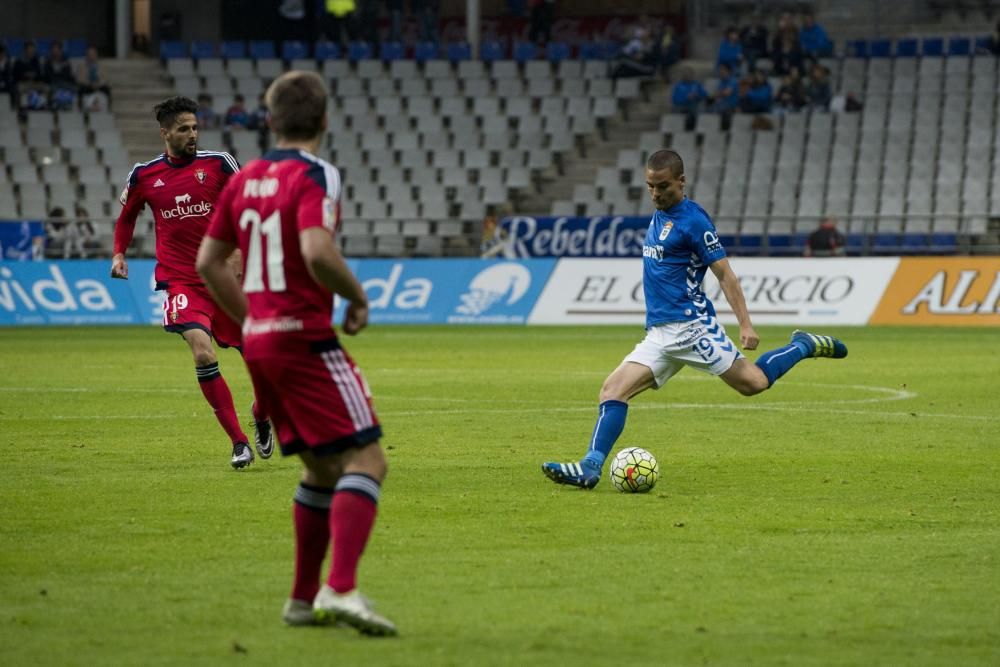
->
[[239, 208, 286, 293]]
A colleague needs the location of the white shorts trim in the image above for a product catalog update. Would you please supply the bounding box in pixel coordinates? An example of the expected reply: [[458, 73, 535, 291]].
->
[[623, 316, 744, 387]]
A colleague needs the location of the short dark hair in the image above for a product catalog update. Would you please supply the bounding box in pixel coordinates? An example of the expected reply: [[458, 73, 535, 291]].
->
[[154, 96, 198, 128], [646, 149, 684, 176], [265, 71, 327, 141]]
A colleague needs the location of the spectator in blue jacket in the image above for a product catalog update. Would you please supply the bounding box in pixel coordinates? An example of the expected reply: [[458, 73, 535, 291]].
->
[[805, 62, 832, 110], [671, 67, 708, 130], [716, 28, 743, 75], [739, 16, 769, 70], [711, 63, 740, 129], [799, 13, 833, 58], [740, 70, 772, 114]]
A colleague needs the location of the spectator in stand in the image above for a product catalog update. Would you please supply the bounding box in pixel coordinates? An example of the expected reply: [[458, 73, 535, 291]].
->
[[772, 13, 798, 53], [385, 0, 404, 43], [717, 27, 743, 75], [739, 15, 769, 71], [740, 70, 773, 114], [44, 42, 78, 110], [77, 46, 112, 110], [196, 93, 219, 129], [772, 35, 804, 76], [13, 41, 48, 110], [776, 66, 806, 112], [979, 21, 1000, 55], [711, 63, 740, 130], [0, 45, 14, 104], [528, 0, 556, 46], [671, 67, 708, 131], [249, 93, 268, 130], [611, 24, 656, 79], [44, 207, 69, 259], [321, 0, 358, 48], [804, 216, 846, 257], [654, 23, 683, 78], [805, 62, 832, 111], [799, 13, 833, 59], [68, 205, 99, 258], [412, 0, 440, 43], [225, 94, 250, 129]]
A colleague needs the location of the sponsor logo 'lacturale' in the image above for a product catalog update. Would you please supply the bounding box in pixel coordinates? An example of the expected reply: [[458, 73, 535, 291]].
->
[[160, 194, 212, 220]]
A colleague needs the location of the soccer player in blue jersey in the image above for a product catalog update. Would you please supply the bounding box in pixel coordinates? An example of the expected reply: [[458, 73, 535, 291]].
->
[[541, 149, 847, 489]]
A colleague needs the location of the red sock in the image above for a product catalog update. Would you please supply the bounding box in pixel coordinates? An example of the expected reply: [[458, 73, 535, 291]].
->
[[292, 484, 332, 603], [196, 362, 247, 445], [327, 474, 380, 594]]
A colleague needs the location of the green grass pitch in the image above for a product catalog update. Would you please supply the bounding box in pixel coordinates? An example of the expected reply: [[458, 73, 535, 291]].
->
[[1, 325, 998, 666]]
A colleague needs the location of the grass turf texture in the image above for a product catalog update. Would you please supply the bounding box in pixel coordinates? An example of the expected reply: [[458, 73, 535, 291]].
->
[[1, 325, 998, 666]]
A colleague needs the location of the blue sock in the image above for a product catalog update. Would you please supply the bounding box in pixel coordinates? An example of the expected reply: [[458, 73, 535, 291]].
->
[[581, 400, 628, 470], [755, 339, 810, 387]]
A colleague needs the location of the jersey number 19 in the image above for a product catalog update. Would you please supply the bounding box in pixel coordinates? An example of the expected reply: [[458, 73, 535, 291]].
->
[[239, 208, 286, 293]]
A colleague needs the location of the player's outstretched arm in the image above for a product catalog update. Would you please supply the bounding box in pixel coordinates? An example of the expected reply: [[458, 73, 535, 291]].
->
[[300, 227, 369, 335], [710, 258, 759, 350], [197, 237, 249, 325]]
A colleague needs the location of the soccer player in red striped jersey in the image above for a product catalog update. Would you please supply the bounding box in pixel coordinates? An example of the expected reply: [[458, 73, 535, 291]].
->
[[111, 96, 273, 469], [197, 72, 396, 636]]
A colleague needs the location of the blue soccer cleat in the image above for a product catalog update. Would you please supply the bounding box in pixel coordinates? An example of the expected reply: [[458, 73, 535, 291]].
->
[[541, 461, 602, 489], [791, 330, 848, 359]]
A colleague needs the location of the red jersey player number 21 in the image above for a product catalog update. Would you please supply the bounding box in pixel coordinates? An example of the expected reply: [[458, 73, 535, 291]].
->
[[197, 71, 396, 636]]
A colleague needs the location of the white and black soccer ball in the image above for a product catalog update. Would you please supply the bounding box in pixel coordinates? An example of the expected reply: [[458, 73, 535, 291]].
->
[[609, 447, 660, 493]]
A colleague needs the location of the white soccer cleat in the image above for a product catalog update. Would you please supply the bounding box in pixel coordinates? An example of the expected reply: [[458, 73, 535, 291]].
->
[[231, 442, 254, 469], [282, 599, 319, 626], [251, 405, 275, 459], [313, 585, 398, 636]]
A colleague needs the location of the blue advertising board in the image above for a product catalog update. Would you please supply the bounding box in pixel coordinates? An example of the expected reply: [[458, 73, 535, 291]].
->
[[0, 221, 46, 261], [494, 216, 651, 258], [334, 259, 557, 325], [1, 259, 555, 327]]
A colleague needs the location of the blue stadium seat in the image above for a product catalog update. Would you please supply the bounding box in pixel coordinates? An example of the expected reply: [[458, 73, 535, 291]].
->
[[380, 41, 404, 61], [413, 41, 438, 62], [479, 40, 505, 62], [899, 234, 930, 255], [948, 37, 971, 56], [929, 233, 958, 253], [845, 234, 865, 255], [159, 40, 187, 60], [546, 41, 570, 62], [845, 39, 868, 58], [895, 38, 918, 57], [281, 40, 309, 60], [348, 41, 373, 61], [736, 234, 763, 256], [190, 40, 216, 59], [34, 37, 54, 56], [64, 38, 88, 58], [579, 41, 608, 60], [922, 37, 944, 56], [872, 233, 902, 254], [974, 35, 992, 52], [314, 41, 340, 60], [446, 42, 471, 62], [718, 234, 738, 250], [250, 40, 276, 59], [221, 40, 247, 59], [513, 41, 537, 62], [870, 39, 891, 57], [4, 37, 24, 58]]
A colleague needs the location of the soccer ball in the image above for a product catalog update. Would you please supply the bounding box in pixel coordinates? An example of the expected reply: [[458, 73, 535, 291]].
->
[[609, 447, 659, 493]]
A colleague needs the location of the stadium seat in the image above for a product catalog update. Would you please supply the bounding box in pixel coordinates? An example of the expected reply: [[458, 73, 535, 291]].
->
[[948, 37, 971, 56], [479, 41, 505, 62], [513, 42, 537, 62], [191, 40, 216, 59], [845, 39, 868, 58], [446, 42, 471, 62], [159, 40, 186, 60], [413, 41, 438, 63], [3, 37, 25, 58], [314, 41, 340, 60], [34, 38, 54, 56], [546, 42, 571, 63], [380, 41, 404, 61], [64, 38, 87, 58], [922, 37, 944, 56], [348, 41, 373, 62], [870, 39, 891, 57], [220, 41, 247, 59], [281, 40, 309, 60], [249, 40, 276, 59], [579, 42, 610, 60]]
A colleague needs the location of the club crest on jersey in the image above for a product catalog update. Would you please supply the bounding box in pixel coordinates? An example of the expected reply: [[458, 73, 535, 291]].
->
[[659, 221, 674, 241], [194, 169, 206, 183]]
